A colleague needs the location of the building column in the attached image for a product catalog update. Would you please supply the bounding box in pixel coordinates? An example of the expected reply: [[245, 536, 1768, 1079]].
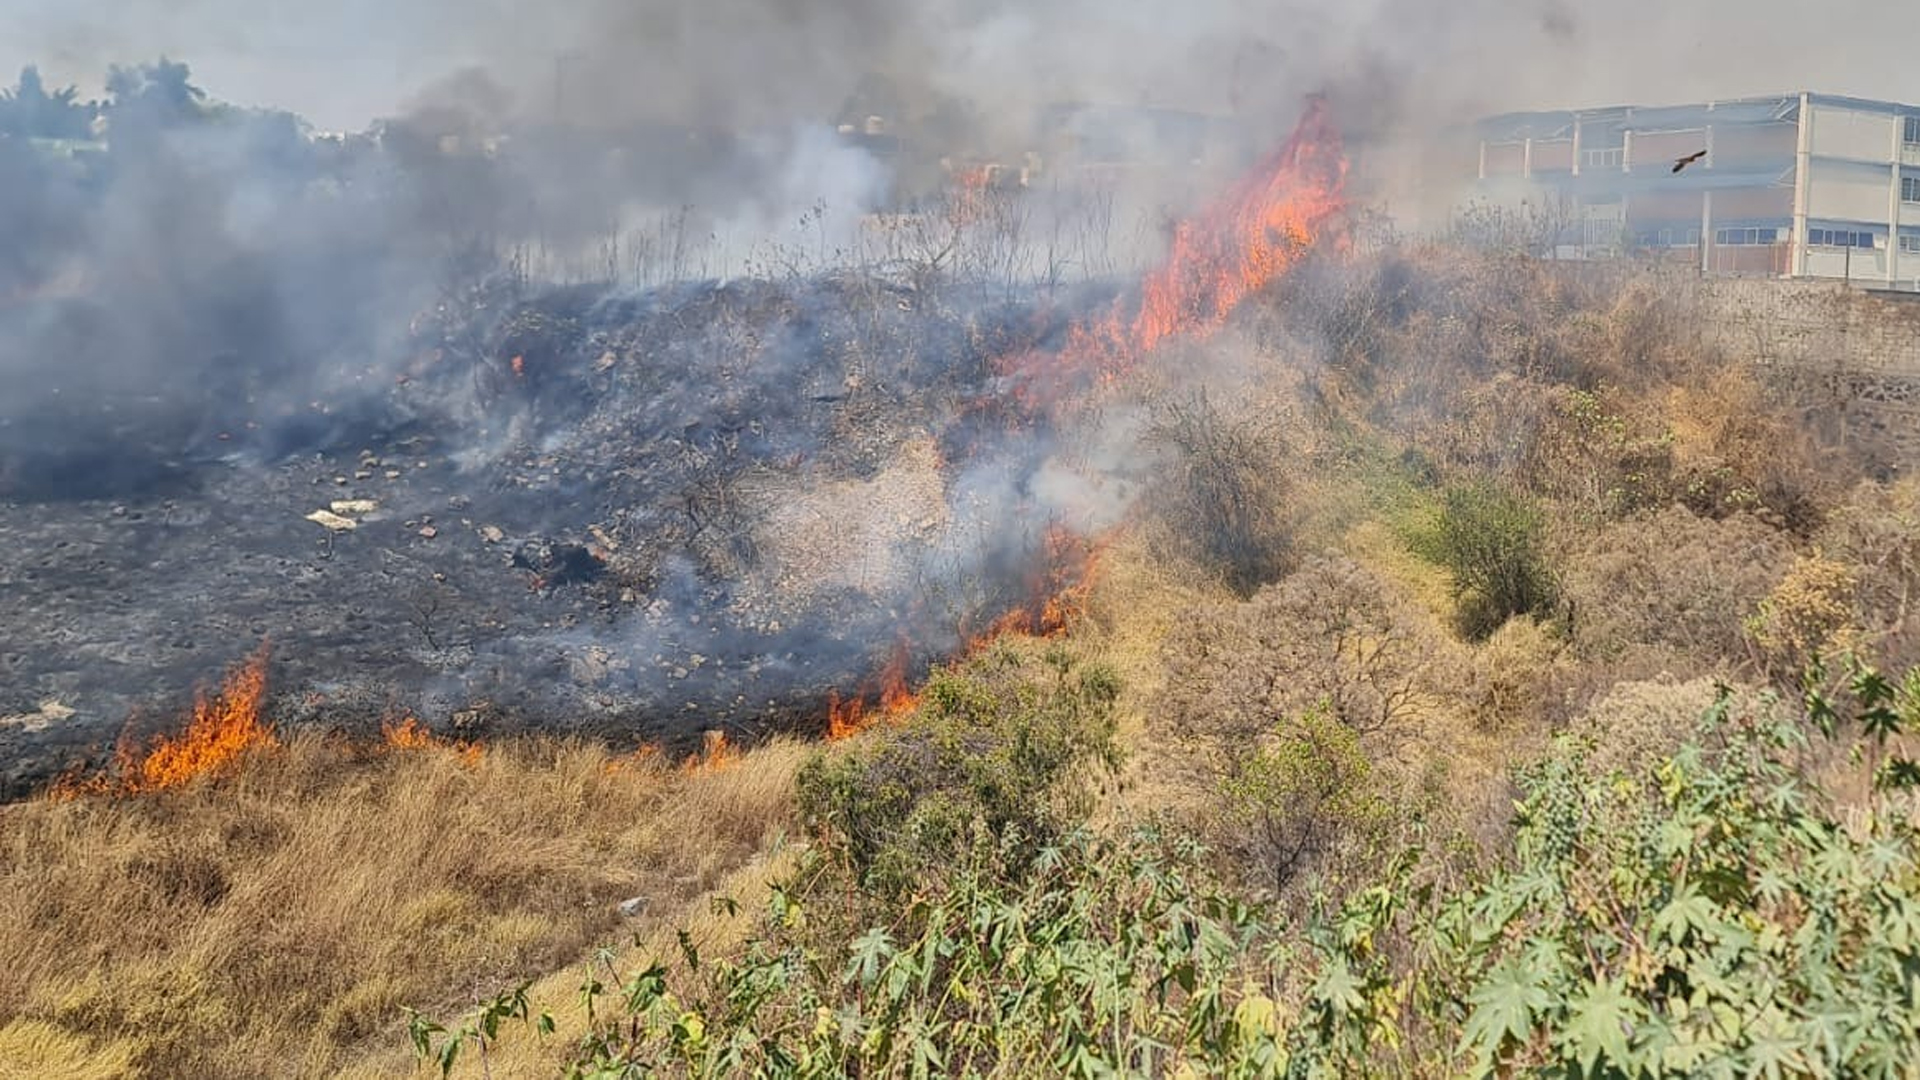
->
[[1889, 123, 1902, 285], [1523, 138, 1533, 179], [1571, 117, 1582, 176], [1790, 91, 1812, 277], [1701, 189, 1713, 275], [1478, 140, 1486, 181], [1622, 129, 1634, 173]]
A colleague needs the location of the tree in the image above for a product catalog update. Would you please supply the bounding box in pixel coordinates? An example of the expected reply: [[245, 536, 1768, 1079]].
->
[[0, 65, 96, 140], [104, 57, 208, 133]]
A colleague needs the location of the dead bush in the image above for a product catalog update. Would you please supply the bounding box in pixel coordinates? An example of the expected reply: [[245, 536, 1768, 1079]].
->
[[1144, 389, 1296, 596], [1818, 478, 1920, 667], [1744, 553, 1864, 681], [1561, 505, 1792, 667], [1160, 555, 1436, 766], [1567, 675, 1781, 777]]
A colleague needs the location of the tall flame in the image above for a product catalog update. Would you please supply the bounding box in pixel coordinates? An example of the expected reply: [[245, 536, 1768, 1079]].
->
[[827, 98, 1347, 739], [1002, 95, 1348, 407], [51, 645, 277, 798]]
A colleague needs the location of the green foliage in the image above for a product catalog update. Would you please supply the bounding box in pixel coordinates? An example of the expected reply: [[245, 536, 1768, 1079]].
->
[[1415, 481, 1560, 640], [405, 982, 552, 1078], [1217, 704, 1389, 893], [455, 657, 1920, 1079], [566, 826, 1292, 1079], [795, 643, 1123, 896]]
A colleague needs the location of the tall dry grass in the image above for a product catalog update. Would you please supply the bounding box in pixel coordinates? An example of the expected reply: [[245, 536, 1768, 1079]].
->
[[0, 731, 808, 1078]]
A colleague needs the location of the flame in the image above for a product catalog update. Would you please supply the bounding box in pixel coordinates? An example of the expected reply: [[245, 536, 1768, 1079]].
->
[[51, 645, 276, 799], [681, 730, 740, 773], [1001, 95, 1347, 409], [510, 354, 526, 378], [825, 99, 1341, 739], [826, 527, 1104, 741], [381, 715, 485, 766], [827, 641, 918, 741], [381, 715, 437, 750]]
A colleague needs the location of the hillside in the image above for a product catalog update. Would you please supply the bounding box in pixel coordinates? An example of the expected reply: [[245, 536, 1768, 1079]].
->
[[7, 91, 1920, 1075]]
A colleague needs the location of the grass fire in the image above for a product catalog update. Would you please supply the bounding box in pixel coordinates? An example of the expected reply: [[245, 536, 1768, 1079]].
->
[[8, 25, 1920, 1080]]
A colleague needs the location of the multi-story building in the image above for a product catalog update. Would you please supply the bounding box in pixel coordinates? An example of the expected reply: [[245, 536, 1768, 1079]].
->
[[1473, 92, 1920, 286]]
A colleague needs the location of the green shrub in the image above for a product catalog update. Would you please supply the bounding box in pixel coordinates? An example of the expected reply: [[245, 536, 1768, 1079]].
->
[[1416, 481, 1560, 640], [794, 643, 1122, 896], [527, 661, 1920, 1079], [1216, 704, 1389, 894]]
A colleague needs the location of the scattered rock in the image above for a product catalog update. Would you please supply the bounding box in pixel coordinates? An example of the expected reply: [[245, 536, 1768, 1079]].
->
[[417, 526, 438, 539], [479, 525, 505, 544], [0, 700, 75, 734], [330, 499, 379, 516], [305, 509, 358, 531], [618, 896, 649, 918]]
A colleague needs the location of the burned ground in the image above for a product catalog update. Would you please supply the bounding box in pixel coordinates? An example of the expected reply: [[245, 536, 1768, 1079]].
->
[[0, 271, 1112, 798]]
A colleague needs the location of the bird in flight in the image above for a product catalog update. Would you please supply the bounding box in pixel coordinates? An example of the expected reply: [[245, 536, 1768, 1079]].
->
[[1672, 149, 1708, 174]]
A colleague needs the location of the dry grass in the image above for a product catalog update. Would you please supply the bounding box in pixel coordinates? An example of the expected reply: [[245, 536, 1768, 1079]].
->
[[0, 731, 809, 1078]]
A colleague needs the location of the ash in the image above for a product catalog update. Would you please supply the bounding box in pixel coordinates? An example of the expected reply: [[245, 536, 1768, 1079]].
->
[[0, 271, 1123, 797]]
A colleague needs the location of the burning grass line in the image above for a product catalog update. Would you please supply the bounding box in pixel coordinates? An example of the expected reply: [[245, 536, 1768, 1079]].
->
[[50, 644, 277, 800]]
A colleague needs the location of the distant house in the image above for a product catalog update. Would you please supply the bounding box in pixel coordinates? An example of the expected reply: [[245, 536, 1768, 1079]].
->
[[1473, 92, 1920, 286]]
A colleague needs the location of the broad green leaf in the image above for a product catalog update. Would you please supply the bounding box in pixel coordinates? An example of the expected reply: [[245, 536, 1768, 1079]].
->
[[1561, 979, 1640, 1073]]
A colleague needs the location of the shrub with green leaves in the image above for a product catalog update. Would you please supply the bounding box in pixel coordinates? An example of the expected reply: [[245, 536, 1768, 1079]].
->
[[1416, 481, 1560, 640], [794, 642, 1122, 896], [432, 659, 1920, 1079]]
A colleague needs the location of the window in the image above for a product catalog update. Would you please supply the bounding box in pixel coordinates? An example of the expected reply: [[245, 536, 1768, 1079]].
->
[[1904, 176, 1920, 203], [1807, 228, 1875, 248], [1715, 227, 1780, 246], [1900, 235, 1920, 255], [1905, 116, 1920, 145], [1581, 147, 1624, 170]]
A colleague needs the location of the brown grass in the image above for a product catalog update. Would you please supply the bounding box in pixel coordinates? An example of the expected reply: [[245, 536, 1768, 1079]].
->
[[0, 731, 808, 1078]]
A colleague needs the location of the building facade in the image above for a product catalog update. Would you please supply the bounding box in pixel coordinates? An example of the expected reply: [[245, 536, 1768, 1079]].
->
[[1474, 93, 1920, 286]]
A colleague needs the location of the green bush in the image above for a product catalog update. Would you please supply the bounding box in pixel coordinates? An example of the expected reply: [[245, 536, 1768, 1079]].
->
[[1416, 481, 1560, 640], [512, 661, 1920, 1079], [794, 642, 1122, 896]]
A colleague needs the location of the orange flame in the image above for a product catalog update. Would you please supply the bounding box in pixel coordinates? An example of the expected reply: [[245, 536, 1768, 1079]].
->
[[510, 354, 526, 378], [381, 715, 485, 766], [827, 641, 919, 741], [51, 645, 276, 799], [1001, 96, 1347, 409], [826, 527, 1104, 741], [681, 730, 740, 772], [825, 99, 1341, 739]]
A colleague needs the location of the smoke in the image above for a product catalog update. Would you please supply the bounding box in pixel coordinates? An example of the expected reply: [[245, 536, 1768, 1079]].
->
[[3, 0, 1914, 784]]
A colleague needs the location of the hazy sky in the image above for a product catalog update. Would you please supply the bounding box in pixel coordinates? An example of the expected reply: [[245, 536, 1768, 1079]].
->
[[1, 0, 1915, 133]]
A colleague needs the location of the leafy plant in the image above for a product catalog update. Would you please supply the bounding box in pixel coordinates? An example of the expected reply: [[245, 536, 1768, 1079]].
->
[[1415, 480, 1560, 640], [406, 982, 552, 1079]]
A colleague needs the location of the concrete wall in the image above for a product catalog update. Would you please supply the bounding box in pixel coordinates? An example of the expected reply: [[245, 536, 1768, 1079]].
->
[[1808, 102, 1895, 161]]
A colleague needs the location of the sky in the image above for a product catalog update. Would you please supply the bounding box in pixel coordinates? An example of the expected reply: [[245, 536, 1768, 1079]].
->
[[3, 0, 1918, 135]]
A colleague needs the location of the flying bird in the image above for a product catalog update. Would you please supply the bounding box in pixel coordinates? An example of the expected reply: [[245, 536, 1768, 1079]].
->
[[1672, 150, 1708, 174]]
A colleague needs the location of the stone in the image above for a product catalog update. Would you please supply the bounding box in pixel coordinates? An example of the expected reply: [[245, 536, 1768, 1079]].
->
[[618, 896, 649, 918]]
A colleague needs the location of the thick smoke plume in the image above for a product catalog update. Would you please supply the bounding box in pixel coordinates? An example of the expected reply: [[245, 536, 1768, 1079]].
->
[[3, 0, 1908, 793]]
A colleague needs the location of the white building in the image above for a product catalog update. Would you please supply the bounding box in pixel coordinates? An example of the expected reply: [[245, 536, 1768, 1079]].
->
[[1474, 92, 1920, 286]]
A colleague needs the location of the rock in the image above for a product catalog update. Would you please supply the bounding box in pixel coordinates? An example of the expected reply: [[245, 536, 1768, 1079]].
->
[[479, 525, 505, 544], [305, 509, 358, 532], [417, 526, 438, 539], [330, 499, 379, 516], [618, 896, 649, 917], [512, 538, 606, 587]]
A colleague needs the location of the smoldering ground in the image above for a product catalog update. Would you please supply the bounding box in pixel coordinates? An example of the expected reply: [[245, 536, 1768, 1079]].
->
[[6, 0, 1910, 793]]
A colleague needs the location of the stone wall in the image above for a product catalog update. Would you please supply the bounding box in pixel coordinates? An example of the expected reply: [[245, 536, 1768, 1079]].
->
[[1690, 277, 1920, 469]]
